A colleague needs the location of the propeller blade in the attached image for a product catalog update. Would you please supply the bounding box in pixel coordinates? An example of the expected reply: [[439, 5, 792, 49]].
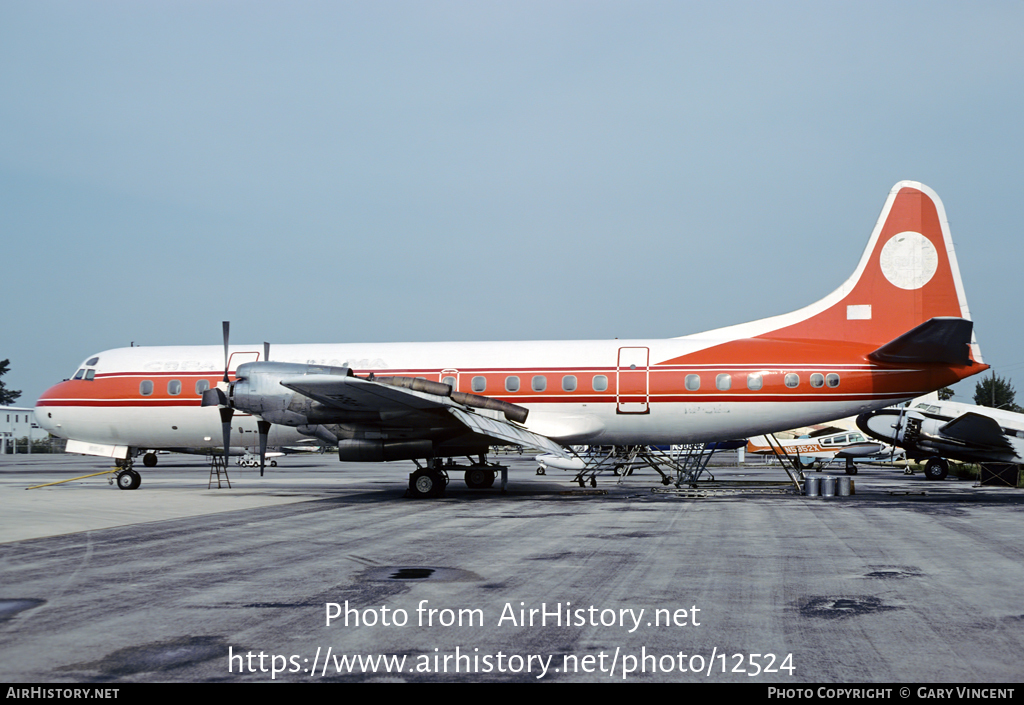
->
[[264, 342, 270, 362], [257, 419, 271, 477], [219, 406, 234, 463], [222, 321, 231, 384], [201, 388, 227, 407]]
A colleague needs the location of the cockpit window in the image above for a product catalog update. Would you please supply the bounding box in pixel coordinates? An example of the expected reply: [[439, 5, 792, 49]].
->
[[86, 357, 100, 366], [73, 369, 85, 380], [84, 369, 96, 381]]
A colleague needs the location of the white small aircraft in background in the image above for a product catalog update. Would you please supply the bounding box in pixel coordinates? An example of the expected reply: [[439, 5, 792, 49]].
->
[[858, 400, 1024, 480], [745, 430, 903, 474], [36, 181, 988, 496]]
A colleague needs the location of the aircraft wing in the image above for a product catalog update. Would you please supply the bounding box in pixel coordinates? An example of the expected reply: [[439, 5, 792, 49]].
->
[[280, 374, 449, 413], [938, 413, 1013, 451], [834, 442, 886, 458], [279, 374, 570, 457]]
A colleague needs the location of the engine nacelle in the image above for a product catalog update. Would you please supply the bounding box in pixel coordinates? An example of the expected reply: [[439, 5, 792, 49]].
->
[[337, 439, 434, 462], [230, 361, 354, 426]]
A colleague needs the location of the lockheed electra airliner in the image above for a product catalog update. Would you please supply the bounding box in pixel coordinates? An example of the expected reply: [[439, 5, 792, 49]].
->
[[36, 181, 988, 496]]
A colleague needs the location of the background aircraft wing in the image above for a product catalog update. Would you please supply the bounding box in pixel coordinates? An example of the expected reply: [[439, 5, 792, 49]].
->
[[938, 413, 1013, 450]]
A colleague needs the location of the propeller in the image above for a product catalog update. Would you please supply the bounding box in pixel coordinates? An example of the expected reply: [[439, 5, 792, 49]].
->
[[200, 321, 237, 468], [200, 324, 277, 475], [218, 321, 234, 467]]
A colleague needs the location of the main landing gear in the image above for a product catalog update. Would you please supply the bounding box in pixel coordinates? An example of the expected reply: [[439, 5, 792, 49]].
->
[[409, 465, 448, 499], [923, 457, 949, 481], [407, 457, 506, 498]]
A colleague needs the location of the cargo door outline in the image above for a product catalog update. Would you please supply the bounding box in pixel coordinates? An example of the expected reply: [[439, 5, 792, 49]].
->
[[616, 347, 649, 414]]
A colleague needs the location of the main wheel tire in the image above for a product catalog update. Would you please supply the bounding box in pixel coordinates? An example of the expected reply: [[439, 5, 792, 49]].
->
[[410, 469, 445, 498], [464, 467, 495, 489], [923, 457, 949, 481], [143, 453, 157, 467]]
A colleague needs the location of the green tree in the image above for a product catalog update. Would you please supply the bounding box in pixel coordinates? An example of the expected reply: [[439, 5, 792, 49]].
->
[[937, 387, 954, 400], [0, 359, 21, 406], [973, 373, 1020, 412]]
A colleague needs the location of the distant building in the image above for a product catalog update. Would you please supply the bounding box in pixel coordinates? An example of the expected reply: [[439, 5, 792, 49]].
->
[[1, 406, 50, 454]]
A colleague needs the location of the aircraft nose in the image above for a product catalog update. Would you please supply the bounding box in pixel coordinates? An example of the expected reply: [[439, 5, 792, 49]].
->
[[34, 381, 67, 435]]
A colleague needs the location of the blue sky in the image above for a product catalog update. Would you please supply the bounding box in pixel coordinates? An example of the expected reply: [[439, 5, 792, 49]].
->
[[2, 1, 1022, 406]]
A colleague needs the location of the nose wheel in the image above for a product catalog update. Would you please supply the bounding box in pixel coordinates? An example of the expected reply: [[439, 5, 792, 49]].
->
[[116, 469, 141, 490]]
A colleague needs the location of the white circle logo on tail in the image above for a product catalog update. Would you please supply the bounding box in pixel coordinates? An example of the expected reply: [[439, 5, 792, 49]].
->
[[879, 231, 938, 290]]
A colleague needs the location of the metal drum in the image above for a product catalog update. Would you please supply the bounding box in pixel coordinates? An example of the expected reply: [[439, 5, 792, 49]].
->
[[821, 476, 836, 497], [836, 476, 852, 496], [804, 476, 820, 497]]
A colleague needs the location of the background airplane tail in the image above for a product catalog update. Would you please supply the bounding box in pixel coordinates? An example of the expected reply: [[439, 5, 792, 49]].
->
[[758, 181, 982, 363]]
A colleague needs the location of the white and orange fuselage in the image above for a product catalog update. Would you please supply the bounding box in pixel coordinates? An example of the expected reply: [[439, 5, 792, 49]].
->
[[35, 182, 988, 460]]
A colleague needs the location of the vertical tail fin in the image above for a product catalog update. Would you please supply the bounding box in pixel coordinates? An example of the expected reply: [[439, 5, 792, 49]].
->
[[759, 181, 981, 362]]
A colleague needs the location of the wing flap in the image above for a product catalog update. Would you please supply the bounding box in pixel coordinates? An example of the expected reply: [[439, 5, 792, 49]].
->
[[448, 408, 569, 457]]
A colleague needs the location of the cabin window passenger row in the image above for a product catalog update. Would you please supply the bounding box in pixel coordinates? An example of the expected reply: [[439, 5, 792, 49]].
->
[[826, 373, 840, 388], [747, 373, 763, 391], [716, 373, 731, 391], [168, 380, 181, 395], [505, 376, 520, 392], [810, 373, 824, 388], [196, 379, 210, 395], [785, 373, 799, 388], [562, 375, 577, 392], [471, 376, 486, 393], [532, 375, 547, 392], [140, 380, 154, 396], [592, 375, 608, 392], [685, 374, 700, 391]]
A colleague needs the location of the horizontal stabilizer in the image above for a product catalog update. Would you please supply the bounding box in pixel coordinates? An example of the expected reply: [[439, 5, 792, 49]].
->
[[867, 317, 974, 366], [939, 413, 1012, 450]]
